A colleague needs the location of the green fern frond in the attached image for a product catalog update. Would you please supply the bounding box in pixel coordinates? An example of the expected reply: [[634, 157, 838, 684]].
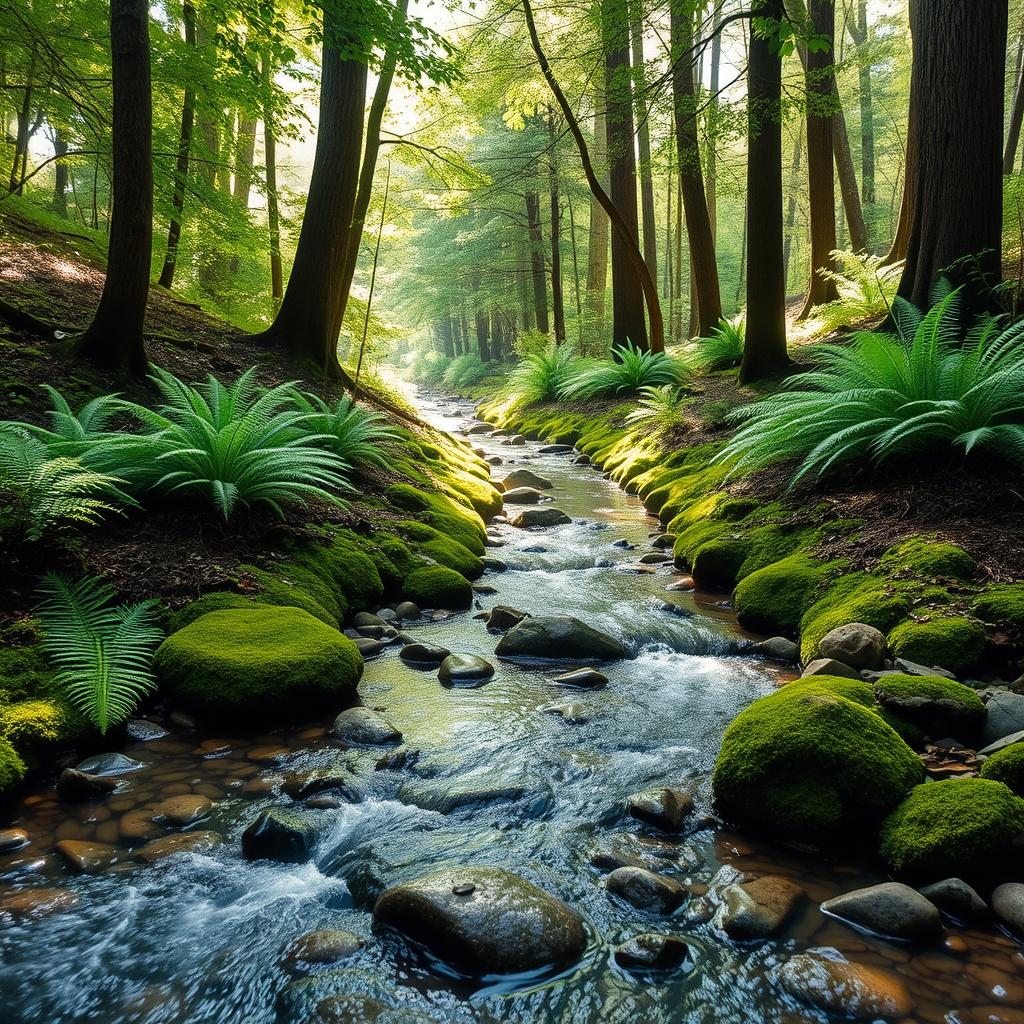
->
[[557, 342, 688, 401]]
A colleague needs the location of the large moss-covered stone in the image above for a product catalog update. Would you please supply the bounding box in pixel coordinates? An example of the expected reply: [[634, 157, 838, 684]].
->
[[373, 866, 587, 974], [495, 616, 627, 661], [872, 674, 986, 738], [887, 616, 986, 674], [154, 607, 362, 721], [712, 678, 923, 841], [401, 566, 473, 610]]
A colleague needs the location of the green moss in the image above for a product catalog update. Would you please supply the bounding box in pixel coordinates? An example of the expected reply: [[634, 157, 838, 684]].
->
[[0, 638, 53, 705], [879, 778, 1024, 879], [974, 584, 1024, 627], [154, 606, 363, 721], [164, 593, 257, 634], [385, 484, 486, 555], [799, 573, 915, 663], [0, 698, 86, 764], [690, 537, 747, 590], [733, 555, 833, 635], [785, 674, 876, 707], [245, 565, 343, 626], [713, 677, 923, 841], [872, 674, 986, 718], [887, 616, 986, 674], [402, 565, 473, 610], [399, 521, 484, 580], [291, 533, 384, 611], [0, 737, 26, 794], [980, 742, 1024, 795], [368, 533, 419, 590], [878, 537, 976, 580]]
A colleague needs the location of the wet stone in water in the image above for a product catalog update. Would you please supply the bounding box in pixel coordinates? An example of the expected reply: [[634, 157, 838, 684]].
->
[[605, 867, 686, 914], [281, 929, 365, 975], [614, 933, 690, 972], [626, 787, 693, 833]]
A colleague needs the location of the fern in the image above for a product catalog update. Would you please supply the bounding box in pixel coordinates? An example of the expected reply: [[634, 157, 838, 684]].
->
[[811, 250, 903, 332], [36, 574, 163, 734], [685, 316, 745, 372], [122, 367, 353, 520], [290, 391, 400, 468], [0, 426, 128, 540], [557, 342, 688, 400], [441, 353, 493, 389], [500, 343, 585, 409], [717, 289, 1024, 483], [625, 385, 690, 430]]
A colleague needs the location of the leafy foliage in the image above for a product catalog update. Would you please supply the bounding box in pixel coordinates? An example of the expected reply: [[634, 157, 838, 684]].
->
[[500, 343, 584, 409], [441, 352, 494, 389], [0, 426, 128, 540], [812, 251, 903, 332], [290, 391, 400, 468], [625, 385, 690, 431], [36, 574, 163, 734], [557, 342, 688, 401], [685, 316, 745, 371], [123, 367, 353, 520], [717, 291, 1024, 483]]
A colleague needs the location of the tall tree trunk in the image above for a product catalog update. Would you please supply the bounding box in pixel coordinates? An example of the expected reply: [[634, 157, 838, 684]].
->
[[673, 178, 683, 340], [798, 0, 839, 317], [783, 130, 803, 287], [1004, 20, 1024, 174], [74, 0, 152, 375], [548, 112, 567, 343], [261, 49, 283, 312], [251, 10, 368, 373], [604, 0, 649, 349], [158, 1, 196, 289], [898, 0, 1006, 310], [848, 0, 876, 203], [53, 130, 68, 216], [9, 62, 32, 195], [228, 110, 257, 274], [585, 79, 610, 339], [525, 187, 550, 333], [707, 3, 722, 237], [741, 0, 788, 381], [671, 0, 722, 338], [473, 274, 491, 362], [630, 0, 658, 284]]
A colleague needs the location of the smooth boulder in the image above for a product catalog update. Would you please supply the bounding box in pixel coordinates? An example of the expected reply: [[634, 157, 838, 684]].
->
[[486, 606, 528, 631], [502, 469, 553, 491], [626, 787, 693, 833], [495, 616, 627, 662], [717, 876, 804, 940], [614, 933, 689, 972], [331, 707, 402, 745], [438, 654, 495, 686], [992, 882, 1024, 936], [820, 882, 941, 942], [983, 691, 1024, 744], [509, 507, 572, 529], [817, 623, 887, 670], [774, 951, 912, 1020], [399, 643, 451, 666], [502, 487, 543, 505], [373, 866, 587, 975], [919, 878, 987, 922], [242, 807, 319, 864], [605, 867, 686, 913]]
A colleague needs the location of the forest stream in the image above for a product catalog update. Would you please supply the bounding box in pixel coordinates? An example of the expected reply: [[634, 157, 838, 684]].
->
[[0, 391, 1020, 1024]]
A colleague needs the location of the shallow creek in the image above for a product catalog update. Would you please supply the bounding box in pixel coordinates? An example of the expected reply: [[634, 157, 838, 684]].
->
[[0, 390, 1021, 1024]]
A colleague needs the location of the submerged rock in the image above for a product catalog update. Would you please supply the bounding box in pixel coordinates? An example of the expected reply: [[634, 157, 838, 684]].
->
[[614, 933, 689, 972], [537, 444, 574, 454], [508, 507, 572, 528], [919, 878, 987, 922], [0, 887, 79, 923], [481, 556, 507, 572], [399, 643, 451, 665], [281, 929, 365, 975], [551, 667, 609, 688], [331, 707, 402, 745], [717, 876, 804, 940], [774, 951, 912, 1020], [396, 780, 541, 814], [626, 787, 693, 833], [76, 752, 145, 776], [757, 637, 799, 663], [605, 866, 686, 913], [820, 882, 941, 942], [438, 654, 494, 686], [150, 794, 212, 827], [638, 552, 672, 565], [373, 866, 587, 975], [502, 486, 544, 505], [486, 605, 528, 631], [495, 616, 627, 661], [542, 702, 590, 724], [57, 768, 117, 801], [242, 807, 319, 864], [0, 828, 29, 853], [126, 720, 169, 742], [135, 831, 223, 864], [55, 839, 122, 875]]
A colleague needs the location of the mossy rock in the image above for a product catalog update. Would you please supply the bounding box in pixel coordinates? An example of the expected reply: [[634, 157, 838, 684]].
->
[[878, 537, 976, 581], [399, 521, 484, 580], [733, 555, 832, 635], [879, 778, 1024, 879], [713, 677, 923, 842], [0, 737, 26, 794], [164, 592, 257, 634], [872, 674, 986, 736], [290, 534, 384, 611], [245, 565, 343, 626], [980, 742, 1024, 796], [0, 637, 54, 705], [369, 533, 420, 589], [401, 566, 473, 610], [974, 584, 1024, 627], [385, 484, 486, 555], [887, 616, 986, 674], [154, 606, 363, 722], [691, 537, 747, 591], [0, 699, 86, 764]]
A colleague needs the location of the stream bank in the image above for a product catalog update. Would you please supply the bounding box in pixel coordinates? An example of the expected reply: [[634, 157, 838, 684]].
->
[[0, 390, 1022, 1024]]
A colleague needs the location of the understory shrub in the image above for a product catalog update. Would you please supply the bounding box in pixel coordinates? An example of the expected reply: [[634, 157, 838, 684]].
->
[[500, 344, 584, 409], [811, 250, 903, 332], [684, 316, 744, 371], [624, 385, 690, 432], [289, 391, 400, 468], [717, 289, 1024, 484], [558, 342, 687, 401], [441, 353, 493, 389]]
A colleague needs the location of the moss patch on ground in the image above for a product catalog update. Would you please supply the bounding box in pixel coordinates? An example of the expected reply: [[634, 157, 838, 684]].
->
[[979, 742, 1024, 795], [887, 616, 987, 674]]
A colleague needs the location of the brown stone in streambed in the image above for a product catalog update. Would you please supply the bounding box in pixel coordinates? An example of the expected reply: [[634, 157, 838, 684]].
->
[[639, 552, 673, 564], [605, 866, 686, 913], [57, 768, 117, 801], [241, 775, 282, 796], [135, 830, 223, 864], [119, 808, 163, 844], [247, 745, 291, 764], [0, 887, 79, 923], [280, 929, 365, 975], [150, 794, 213, 827], [0, 828, 29, 853], [55, 839, 121, 874], [502, 486, 544, 504], [718, 875, 804, 939], [626, 787, 693, 832], [502, 468, 554, 490], [550, 668, 609, 688], [774, 952, 912, 1020], [665, 576, 695, 591]]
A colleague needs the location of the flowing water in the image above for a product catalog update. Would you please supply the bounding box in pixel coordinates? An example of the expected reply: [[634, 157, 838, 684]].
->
[[0, 390, 1022, 1024]]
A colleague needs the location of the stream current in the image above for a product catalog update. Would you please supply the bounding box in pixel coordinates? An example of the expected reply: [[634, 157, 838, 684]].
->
[[0, 390, 1021, 1024]]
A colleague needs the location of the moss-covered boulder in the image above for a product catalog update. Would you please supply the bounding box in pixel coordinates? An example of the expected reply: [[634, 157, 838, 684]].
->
[[0, 737, 26, 793], [980, 743, 1024, 796], [887, 616, 986, 674], [164, 592, 256, 633], [878, 538, 976, 580], [690, 537, 746, 591], [879, 778, 1024, 879], [713, 678, 923, 842], [974, 584, 1024, 628], [872, 674, 986, 738], [733, 555, 831, 635], [399, 521, 484, 580], [154, 606, 362, 721], [401, 566, 473, 610], [385, 484, 486, 555]]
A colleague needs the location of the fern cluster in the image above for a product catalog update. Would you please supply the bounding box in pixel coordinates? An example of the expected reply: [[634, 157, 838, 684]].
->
[[717, 290, 1024, 484], [441, 353, 494, 389], [684, 316, 745, 372], [500, 343, 585, 409], [557, 342, 688, 401], [811, 250, 903, 333], [625, 385, 691, 431]]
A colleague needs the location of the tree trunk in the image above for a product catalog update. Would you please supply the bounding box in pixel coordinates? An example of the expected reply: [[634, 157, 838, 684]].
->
[[585, 79, 610, 339], [832, 96, 868, 253], [898, 0, 1007, 310], [9, 63, 32, 195], [74, 0, 152, 375], [630, 0, 658, 285], [798, 0, 839, 317], [228, 110, 257, 274], [251, 10, 367, 372], [53, 130, 68, 216], [261, 49, 283, 312], [707, 4, 722, 237], [741, 0, 788, 381], [525, 187, 550, 333], [848, 0, 876, 203], [548, 112, 567, 343], [1004, 21, 1024, 174], [158, 1, 196, 289], [604, 0, 649, 349], [783, 130, 803, 287], [671, 1, 722, 338]]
